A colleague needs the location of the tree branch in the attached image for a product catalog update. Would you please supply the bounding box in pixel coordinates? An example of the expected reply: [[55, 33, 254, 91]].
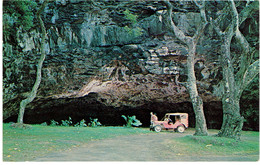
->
[[214, 2, 231, 26], [162, 0, 192, 45], [193, 0, 207, 23], [210, 17, 225, 37], [230, 0, 255, 88], [230, 0, 239, 32], [239, 1, 259, 25], [234, 31, 254, 82], [239, 59, 259, 97], [192, 0, 207, 43], [193, 0, 204, 9]]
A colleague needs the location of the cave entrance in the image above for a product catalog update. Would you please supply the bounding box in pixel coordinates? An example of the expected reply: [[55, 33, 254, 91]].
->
[[4, 95, 223, 129]]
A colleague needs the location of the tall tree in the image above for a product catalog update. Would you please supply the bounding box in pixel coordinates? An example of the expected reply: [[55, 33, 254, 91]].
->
[[210, 0, 259, 138], [17, 0, 49, 124], [163, 0, 208, 136]]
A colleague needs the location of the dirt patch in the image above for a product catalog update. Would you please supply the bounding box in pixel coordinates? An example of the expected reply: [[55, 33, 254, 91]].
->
[[34, 130, 258, 161]]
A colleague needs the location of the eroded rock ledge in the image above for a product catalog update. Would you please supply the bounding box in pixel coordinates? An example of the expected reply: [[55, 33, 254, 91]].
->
[[3, 0, 222, 125]]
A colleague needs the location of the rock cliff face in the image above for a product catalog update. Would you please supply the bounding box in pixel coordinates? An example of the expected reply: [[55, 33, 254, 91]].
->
[[3, 0, 224, 127]]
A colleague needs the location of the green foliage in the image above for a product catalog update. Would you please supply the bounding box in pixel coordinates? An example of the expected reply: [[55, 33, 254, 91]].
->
[[122, 115, 142, 127], [88, 118, 102, 127], [123, 9, 138, 26], [15, 1, 36, 30], [74, 119, 87, 127], [123, 9, 143, 38], [5, 0, 37, 30], [124, 26, 143, 37], [61, 117, 73, 127], [3, 0, 37, 43], [50, 117, 100, 127]]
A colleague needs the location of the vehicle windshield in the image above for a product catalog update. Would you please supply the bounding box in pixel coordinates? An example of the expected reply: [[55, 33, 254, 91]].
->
[[161, 115, 169, 121]]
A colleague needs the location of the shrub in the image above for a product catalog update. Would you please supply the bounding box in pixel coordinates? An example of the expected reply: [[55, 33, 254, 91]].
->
[[50, 120, 59, 126], [40, 122, 48, 126], [74, 119, 87, 127], [61, 117, 73, 127], [122, 115, 142, 127], [88, 118, 102, 127]]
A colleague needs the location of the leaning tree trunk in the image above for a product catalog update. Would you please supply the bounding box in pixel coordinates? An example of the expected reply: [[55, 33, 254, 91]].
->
[[187, 44, 208, 136], [17, 1, 48, 124]]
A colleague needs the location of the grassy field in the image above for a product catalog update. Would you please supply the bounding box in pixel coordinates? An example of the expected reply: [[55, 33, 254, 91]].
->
[[3, 123, 259, 161], [3, 123, 151, 161], [165, 129, 259, 160]]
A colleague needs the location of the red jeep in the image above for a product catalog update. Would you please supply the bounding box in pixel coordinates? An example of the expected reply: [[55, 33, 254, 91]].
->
[[150, 113, 188, 133]]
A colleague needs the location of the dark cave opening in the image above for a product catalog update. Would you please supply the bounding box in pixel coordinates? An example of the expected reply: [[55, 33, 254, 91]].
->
[[4, 93, 224, 129]]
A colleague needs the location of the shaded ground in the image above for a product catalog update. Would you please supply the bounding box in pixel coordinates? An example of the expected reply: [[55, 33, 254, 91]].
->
[[34, 129, 259, 161]]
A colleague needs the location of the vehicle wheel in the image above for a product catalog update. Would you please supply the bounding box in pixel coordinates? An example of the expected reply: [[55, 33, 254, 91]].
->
[[154, 125, 162, 133], [177, 125, 185, 133]]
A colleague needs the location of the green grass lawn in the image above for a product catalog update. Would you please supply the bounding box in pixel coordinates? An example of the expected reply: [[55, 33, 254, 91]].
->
[[166, 129, 259, 160], [3, 124, 259, 161], [3, 123, 151, 161]]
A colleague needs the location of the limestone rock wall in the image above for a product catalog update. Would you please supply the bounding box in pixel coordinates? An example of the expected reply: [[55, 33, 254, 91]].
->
[[3, 0, 221, 121]]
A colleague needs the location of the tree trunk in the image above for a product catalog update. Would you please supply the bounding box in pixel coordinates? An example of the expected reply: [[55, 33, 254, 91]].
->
[[17, 1, 48, 124], [218, 61, 244, 139], [219, 96, 244, 139], [163, 0, 208, 136], [192, 96, 208, 136], [217, 36, 244, 139], [187, 44, 208, 136]]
